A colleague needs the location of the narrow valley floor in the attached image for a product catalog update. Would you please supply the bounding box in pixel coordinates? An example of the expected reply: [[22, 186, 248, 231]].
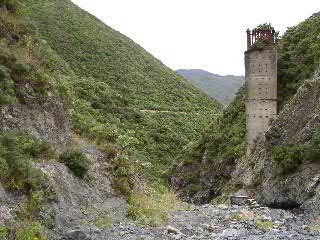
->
[[64, 204, 320, 240]]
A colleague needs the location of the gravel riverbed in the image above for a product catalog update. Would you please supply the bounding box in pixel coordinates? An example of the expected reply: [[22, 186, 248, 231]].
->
[[63, 204, 320, 240]]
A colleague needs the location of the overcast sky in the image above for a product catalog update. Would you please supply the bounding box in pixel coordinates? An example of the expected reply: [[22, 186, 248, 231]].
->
[[71, 0, 319, 76]]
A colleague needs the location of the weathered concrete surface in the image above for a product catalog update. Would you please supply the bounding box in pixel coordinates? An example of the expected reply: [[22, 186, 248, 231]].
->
[[245, 47, 277, 153]]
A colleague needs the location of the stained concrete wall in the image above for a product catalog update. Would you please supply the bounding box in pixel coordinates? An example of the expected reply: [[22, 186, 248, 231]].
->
[[245, 48, 277, 153]]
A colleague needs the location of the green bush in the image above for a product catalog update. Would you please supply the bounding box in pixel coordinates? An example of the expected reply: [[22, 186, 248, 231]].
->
[[127, 186, 178, 226], [0, 0, 17, 11], [0, 132, 48, 192], [200, 87, 246, 164], [304, 132, 320, 162], [0, 64, 15, 105], [256, 219, 273, 231], [59, 149, 90, 178], [110, 153, 136, 196], [15, 221, 47, 240], [0, 226, 9, 239], [278, 15, 320, 107], [0, 157, 9, 178], [7, 155, 45, 191], [271, 132, 320, 175], [271, 144, 302, 175]]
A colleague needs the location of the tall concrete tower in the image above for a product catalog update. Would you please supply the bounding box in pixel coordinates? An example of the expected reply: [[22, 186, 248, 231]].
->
[[245, 28, 277, 154]]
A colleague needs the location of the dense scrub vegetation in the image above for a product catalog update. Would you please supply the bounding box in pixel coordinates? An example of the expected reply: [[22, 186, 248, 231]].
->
[[0, 131, 54, 192], [0, 5, 64, 106], [171, 88, 246, 199], [203, 88, 246, 163], [0, 0, 17, 12], [271, 132, 320, 175], [59, 149, 90, 178], [0, 131, 56, 239], [278, 14, 320, 107], [18, 0, 221, 187]]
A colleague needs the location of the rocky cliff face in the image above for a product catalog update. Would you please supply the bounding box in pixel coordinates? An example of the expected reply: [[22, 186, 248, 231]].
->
[[0, 94, 70, 149]]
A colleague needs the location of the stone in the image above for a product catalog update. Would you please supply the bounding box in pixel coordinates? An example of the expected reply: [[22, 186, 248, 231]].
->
[[230, 195, 251, 206], [0, 184, 8, 202], [167, 225, 182, 235], [220, 228, 239, 237], [64, 230, 87, 240]]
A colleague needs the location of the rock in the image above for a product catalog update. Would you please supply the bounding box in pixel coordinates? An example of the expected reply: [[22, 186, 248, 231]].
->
[[0, 184, 8, 202], [167, 225, 182, 235], [64, 230, 87, 240], [230, 195, 251, 206], [174, 234, 183, 240], [0, 96, 70, 150], [220, 228, 240, 237]]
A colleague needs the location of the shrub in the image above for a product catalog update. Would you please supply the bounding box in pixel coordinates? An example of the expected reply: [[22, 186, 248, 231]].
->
[[15, 221, 47, 240], [0, 132, 53, 193], [109, 152, 138, 196], [0, 0, 17, 12], [304, 132, 320, 162], [255, 219, 273, 231], [0, 157, 9, 178], [127, 185, 178, 226], [94, 214, 113, 229], [271, 144, 302, 175], [59, 149, 90, 178], [0, 226, 9, 239], [0, 64, 15, 105], [270, 132, 320, 175], [7, 156, 45, 191], [278, 16, 320, 107]]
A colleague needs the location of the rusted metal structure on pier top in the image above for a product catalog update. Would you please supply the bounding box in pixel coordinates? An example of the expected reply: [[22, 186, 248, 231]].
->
[[246, 28, 276, 49]]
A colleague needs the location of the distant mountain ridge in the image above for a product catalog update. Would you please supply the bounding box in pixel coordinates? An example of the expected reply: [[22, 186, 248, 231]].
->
[[176, 69, 244, 105]]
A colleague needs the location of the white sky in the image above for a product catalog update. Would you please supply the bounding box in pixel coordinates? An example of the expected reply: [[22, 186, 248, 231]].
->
[[71, 0, 319, 76]]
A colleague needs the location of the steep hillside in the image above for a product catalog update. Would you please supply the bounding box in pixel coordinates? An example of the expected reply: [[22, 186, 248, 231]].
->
[[18, 0, 222, 183], [171, 13, 320, 208], [176, 69, 244, 105], [0, 0, 222, 238]]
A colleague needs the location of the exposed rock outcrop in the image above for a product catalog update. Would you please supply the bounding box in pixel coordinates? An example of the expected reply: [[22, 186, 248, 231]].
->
[[0, 94, 70, 149]]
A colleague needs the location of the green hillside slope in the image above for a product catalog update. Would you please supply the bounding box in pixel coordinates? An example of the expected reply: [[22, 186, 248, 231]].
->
[[18, 0, 221, 184], [176, 69, 244, 105]]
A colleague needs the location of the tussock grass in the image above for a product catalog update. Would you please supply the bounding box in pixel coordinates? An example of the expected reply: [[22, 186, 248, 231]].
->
[[127, 183, 180, 226]]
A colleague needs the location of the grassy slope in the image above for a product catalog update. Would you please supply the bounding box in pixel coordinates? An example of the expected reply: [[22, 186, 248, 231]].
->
[[18, 0, 221, 183]]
